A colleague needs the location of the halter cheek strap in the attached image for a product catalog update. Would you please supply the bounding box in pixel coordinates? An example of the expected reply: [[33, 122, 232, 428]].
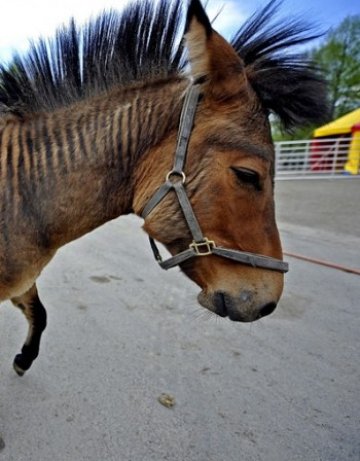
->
[[141, 85, 289, 274]]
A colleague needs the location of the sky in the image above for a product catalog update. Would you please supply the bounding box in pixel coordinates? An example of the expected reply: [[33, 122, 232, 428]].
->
[[0, 0, 359, 64]]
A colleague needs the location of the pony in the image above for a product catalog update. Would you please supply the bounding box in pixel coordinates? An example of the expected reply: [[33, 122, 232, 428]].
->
[[0, 0, 328, 375]]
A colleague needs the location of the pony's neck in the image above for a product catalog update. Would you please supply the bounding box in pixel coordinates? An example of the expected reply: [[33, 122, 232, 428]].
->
[[21, 78, 187, 248]]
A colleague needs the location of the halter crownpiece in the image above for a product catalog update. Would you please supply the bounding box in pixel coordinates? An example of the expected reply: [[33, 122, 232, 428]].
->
[[141, 85, 289, 274]]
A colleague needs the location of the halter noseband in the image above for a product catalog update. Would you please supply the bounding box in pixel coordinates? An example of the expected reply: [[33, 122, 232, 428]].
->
[[141, 85, 289, 274]]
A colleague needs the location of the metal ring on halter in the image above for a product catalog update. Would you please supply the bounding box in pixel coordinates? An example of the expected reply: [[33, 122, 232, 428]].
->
[[166, 170, 186, 184]]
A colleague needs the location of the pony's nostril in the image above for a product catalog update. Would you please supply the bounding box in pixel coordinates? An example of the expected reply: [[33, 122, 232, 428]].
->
[[259, 302, 277, 318], [213, 292, 228, 317]]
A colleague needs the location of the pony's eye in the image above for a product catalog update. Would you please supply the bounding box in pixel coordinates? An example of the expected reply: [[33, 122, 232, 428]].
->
[[231, 167, 261, 191]]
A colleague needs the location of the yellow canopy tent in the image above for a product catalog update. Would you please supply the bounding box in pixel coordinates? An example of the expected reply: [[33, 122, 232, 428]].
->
[[313, 109, 360, 174], [313, 108, 360, 137], [345, 124, 360, 175]]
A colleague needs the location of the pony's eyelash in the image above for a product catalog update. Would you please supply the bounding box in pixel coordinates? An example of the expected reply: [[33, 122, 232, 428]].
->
[[231, 167, 262, 191]]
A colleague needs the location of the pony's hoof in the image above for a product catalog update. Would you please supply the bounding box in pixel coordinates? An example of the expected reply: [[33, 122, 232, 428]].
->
[[13, 362, 26, 376], [13, 354, 30, 376]]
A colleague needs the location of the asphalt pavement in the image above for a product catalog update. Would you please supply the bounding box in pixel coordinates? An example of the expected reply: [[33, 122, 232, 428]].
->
[[0, 178, 359, 461]]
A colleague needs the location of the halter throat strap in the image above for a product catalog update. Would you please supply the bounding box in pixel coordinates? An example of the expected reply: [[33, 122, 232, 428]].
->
[[141, 85, 289, 274]]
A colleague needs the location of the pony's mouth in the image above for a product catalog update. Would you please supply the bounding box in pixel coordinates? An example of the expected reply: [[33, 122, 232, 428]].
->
[[197, 290, 277, 322], [197, 290, 243, 321], [212, 292, 228, 318]]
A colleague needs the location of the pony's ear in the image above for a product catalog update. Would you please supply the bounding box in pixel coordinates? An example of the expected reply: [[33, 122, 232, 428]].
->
[[185, 0, 245, 101], [185, 0, 212, 80]]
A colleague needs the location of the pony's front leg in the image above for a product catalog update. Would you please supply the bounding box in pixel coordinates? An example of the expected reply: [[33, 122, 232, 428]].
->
[[11, 284, 47, 376]]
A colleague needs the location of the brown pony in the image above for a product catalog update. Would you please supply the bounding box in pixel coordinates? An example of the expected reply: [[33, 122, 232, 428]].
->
[[0, 0, 328, 375]]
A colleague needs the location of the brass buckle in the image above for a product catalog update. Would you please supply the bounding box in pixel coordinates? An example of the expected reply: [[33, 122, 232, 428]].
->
[[190, 238, 216, 256]]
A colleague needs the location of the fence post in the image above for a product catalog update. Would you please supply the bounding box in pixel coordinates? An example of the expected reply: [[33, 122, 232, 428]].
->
[[275, 143, 280, 178], [303, 140, 310, 174], [332, 138, 340, 176]]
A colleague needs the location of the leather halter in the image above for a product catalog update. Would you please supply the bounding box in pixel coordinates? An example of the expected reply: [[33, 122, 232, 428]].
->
[[141, 85, 289, 274]]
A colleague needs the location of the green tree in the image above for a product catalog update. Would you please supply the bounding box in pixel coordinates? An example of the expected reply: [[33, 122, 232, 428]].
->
[[272, 15, 360, 141], [312, 15, 360, 120]]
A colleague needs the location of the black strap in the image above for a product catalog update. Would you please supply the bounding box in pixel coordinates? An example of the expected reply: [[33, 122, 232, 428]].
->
[[141, 182, 173, 220], [141, 85, 201, 220], [173, 86, 201, 174], [148, 240, 288, 272], [173, 182, 204, 243], [212, 247, 289, 273]]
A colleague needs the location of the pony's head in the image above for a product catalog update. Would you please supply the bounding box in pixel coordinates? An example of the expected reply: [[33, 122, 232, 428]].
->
[[134, 0, 328, 321]]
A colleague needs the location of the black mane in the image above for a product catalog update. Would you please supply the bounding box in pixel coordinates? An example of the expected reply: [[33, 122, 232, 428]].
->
[[231, 1, 329, 128], [0, 1, 185, 116], [0, 0, 328, 128]]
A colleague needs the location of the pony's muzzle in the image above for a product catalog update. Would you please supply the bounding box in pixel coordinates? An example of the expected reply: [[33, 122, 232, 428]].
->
[[198, 290, 278, 322]]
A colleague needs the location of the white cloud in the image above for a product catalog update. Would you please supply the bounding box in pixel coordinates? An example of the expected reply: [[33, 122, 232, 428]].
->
[[207, 0, 247, 38], [0, 0, 246, 63], [0, 0, 132, 62]]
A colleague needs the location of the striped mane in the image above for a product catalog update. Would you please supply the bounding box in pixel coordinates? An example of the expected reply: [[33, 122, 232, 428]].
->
[[0, 0, 328, 128]]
